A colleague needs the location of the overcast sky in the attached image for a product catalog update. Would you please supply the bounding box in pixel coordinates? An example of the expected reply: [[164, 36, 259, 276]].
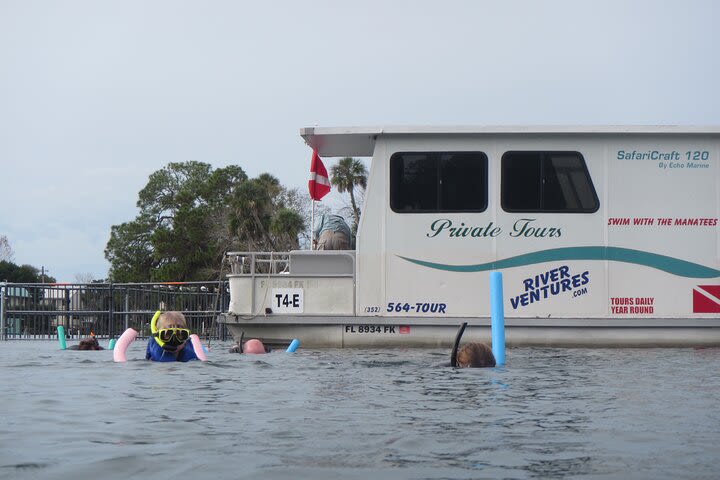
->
[[1, 0, 718, 282]]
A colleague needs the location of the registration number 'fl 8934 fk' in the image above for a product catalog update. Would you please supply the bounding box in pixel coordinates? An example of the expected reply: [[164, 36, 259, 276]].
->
[[387, 302, 446, 314], [345, 325, 397, 333]]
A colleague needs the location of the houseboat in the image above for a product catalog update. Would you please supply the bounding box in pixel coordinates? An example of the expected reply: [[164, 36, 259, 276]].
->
[[217, 126, 720, 347]]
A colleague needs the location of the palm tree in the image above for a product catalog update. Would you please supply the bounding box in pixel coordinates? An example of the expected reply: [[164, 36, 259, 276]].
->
[[228, 178, 275, 251], [270, 208, 305, 250], [330, 157, 367, 227]]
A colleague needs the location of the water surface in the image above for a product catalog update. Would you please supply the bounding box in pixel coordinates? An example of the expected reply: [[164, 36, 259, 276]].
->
[[0, 341, 718, 479]]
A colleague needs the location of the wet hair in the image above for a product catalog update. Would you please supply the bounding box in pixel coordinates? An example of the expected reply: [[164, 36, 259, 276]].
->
[[158, 311, 188, 328], [456, 342, 496, 368], [77, 336, 103, 350]]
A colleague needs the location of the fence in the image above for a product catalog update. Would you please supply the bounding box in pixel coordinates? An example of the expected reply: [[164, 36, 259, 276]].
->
[[0, 281, 230, 341]]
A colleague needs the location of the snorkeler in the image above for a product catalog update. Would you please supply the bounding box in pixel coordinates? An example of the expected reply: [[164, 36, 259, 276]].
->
[[450, 322, 496, 368], [229, 332, 270, 354], [146, 311, 199, 362], [68, 333, 104, 351]]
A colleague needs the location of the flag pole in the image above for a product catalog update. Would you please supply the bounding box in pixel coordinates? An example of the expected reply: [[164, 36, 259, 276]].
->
[[308, 147, 329, 251], [311, 199, 315, 250]]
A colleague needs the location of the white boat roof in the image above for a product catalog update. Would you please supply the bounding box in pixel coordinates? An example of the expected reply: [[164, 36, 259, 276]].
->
[[300, 125, 720, 157]]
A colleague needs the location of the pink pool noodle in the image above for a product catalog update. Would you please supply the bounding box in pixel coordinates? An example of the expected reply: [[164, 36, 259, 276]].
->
[[113, 328, 138, 362], [190, 334, 207, 361]]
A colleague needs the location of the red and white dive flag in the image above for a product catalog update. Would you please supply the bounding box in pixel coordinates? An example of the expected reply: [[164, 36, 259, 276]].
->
[[693, 285, 720, 313], [308, 149, 331, 201]]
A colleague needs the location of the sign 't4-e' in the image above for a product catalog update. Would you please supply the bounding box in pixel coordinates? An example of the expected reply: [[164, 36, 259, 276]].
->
[[270, 288, 304, 313], [276, 293, 300, 308]]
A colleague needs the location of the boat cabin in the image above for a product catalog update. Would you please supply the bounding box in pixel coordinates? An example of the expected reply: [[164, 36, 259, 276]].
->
[[220, 126, 720, 347]]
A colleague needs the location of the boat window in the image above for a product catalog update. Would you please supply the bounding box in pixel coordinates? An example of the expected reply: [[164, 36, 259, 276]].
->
[[390, 152, 488, 213], [501, 151, 599, 213]]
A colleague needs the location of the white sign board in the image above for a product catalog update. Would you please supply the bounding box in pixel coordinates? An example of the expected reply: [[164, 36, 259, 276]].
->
[[270, 288, 304, 313]]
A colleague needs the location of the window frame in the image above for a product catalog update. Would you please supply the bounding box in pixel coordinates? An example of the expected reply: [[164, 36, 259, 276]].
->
[[389, 151, 489, 214], [500, 150, 600, 213]]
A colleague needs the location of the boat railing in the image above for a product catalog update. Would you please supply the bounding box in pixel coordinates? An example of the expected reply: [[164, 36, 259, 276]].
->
[[226, 251, 356, 277], [225, 250, 357, 316], [226, 252, 291, 275]]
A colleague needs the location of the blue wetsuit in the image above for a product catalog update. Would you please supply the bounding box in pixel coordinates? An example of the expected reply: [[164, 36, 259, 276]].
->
[[146, 338, 199, 362]]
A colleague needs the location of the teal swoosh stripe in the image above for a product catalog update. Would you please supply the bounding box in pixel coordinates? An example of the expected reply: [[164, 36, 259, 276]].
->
[[398, 246, 720, 278]]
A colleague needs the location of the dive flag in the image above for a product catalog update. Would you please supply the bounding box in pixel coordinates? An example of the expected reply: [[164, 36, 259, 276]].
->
[[692, 285, 720, 313], [308, 149, 331, 201]]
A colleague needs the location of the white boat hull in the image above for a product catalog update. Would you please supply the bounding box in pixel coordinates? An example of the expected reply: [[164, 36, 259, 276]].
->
[[219, 314, 720, 348]]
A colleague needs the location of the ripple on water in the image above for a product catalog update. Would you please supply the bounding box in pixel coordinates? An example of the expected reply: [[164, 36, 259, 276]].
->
[[0, 343, 719, 479]]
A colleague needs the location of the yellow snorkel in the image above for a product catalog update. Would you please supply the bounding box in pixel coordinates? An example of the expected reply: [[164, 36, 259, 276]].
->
[[150, 310, 164, 347]]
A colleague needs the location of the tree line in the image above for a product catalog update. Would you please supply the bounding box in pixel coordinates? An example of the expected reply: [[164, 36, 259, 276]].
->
[[104, 161, 309, 282], [1, 157, 367, 284], [105, 158, 367, 282]]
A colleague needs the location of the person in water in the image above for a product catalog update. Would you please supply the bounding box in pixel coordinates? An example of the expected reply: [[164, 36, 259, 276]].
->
[[146, 311, 199, 362], [455, 342, 496, 368], [229, 335, 269, 354], [450, 322, 496, 368], [68, 333, 104, 350]]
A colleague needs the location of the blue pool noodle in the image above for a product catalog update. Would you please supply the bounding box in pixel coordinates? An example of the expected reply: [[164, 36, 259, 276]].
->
[[108, 338, 116, 350], [490, 271, 505, 366], [57, 326, 67, 350], [286, 339, 300, 353]]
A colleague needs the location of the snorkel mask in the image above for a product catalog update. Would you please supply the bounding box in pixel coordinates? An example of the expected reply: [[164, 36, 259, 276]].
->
[[151, 310, 191, 352]]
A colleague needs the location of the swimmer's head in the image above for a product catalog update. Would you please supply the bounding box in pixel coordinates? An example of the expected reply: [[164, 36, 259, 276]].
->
[[243, 339, 266, 354], [154, 311, 190, 352], [77, 336, 102, 350], [456, 342, 496, 368], [157, 311, 188, 330]]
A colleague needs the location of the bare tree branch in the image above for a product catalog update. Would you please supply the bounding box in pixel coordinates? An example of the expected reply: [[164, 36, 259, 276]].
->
[[0, 235, 14, 262]]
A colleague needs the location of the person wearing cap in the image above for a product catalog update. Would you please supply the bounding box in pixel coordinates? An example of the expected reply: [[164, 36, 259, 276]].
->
[[146, 311, 199, 362]]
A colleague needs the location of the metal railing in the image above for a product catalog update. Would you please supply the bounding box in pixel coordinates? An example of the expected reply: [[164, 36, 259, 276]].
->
[[225, 250, 357, 317], [226, 251, 291, 275], [0, 281, 230, 341]]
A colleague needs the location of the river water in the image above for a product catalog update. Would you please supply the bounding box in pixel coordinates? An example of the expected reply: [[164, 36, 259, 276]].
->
[[0, 341, 718, 480]]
